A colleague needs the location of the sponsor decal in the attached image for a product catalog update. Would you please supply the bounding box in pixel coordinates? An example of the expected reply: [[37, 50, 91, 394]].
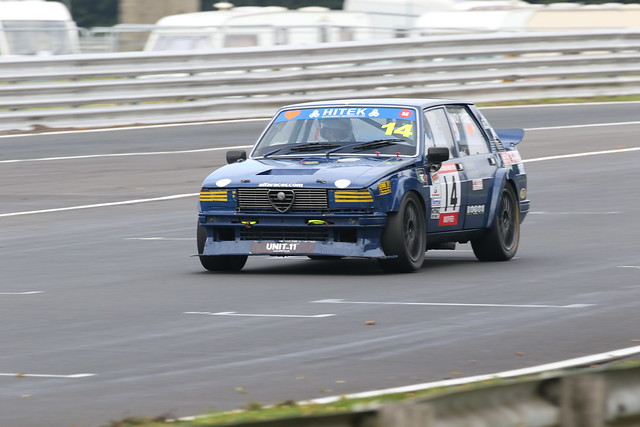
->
[[251, 241, 316, 254], [258, 183, 304, 187], [300, 160, 319, 165], [500, 151, 523, 168], [472, 179, 484, 191], [415, 168, 429, 185], [520, 188, 527, 199], [274, 108, 417, 122], [430, 163, 462, 226], [216, 178, 231, 187], [431, 208, 440, 220], [284, 110, 301, 120], [438, 212, 459, 226], [378, 181, 391, 195], [431, 163, 458, 182], [322, 108, 369, 118], [467, 204, 485, 215], [431, 198, 441, 208]]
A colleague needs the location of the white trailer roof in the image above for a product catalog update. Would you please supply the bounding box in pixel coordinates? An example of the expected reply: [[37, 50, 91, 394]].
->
[[0, 0, 73, 21]]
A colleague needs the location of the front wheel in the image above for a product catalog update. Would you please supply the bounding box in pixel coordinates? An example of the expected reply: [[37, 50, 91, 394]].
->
[[378, 193, 426, 273], [471, 184, 520, 261], [197, 224, 247, 272]]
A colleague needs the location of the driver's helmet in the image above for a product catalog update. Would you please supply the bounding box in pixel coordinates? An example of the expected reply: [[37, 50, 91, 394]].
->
[[319, 119, 353, 142]]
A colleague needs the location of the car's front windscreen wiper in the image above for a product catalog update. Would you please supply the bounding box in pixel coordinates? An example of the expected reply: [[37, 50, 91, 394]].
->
[[288, 142, 342, 152], [261, 146, 289, 158], [325, 139, 405, 155], [354, 139, 406, 151]]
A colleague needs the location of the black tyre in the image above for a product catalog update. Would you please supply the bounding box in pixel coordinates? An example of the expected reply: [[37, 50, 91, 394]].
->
[[378, 192, 426, 273], [471, 184, 520, 261], [197, 223, 247, 271]]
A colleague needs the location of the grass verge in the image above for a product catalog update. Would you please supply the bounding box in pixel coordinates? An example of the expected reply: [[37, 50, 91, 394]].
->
[[100, 359, 640, 427]]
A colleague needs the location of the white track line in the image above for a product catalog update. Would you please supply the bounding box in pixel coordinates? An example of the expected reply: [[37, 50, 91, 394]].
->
[[0, 145, 253, 164], [185, 311, 335, 319], [0, 291, 43, 295], [0, 372, 95, 379], [312, 298, 593, 309], [0, 193, 197, 218], [0, 118, 269, 139], [524, 146, 640, 163]]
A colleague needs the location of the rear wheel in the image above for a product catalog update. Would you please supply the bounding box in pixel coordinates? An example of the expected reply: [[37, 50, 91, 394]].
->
[[471, 184, 520, 261], [378, 193, 426, 273], [197, 224, 247, 271]]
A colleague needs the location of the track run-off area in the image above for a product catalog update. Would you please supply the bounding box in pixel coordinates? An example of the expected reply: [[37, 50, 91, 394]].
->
[[1, 102, 639, 427]]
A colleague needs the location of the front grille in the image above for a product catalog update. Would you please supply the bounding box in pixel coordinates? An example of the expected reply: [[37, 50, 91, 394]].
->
[[240, 227, 329, 241], [237, 188, 328, 212]]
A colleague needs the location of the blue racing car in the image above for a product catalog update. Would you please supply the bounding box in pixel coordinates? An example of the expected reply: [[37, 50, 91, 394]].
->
[[197, 98, 529, 272]]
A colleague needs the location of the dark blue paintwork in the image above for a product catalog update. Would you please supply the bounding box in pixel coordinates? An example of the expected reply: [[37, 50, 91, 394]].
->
[[197, 98, 529, 268]]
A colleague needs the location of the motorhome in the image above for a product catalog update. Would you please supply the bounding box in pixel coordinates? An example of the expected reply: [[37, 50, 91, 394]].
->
[[144, 4, 375, 51], [0, 0, 79, 56]]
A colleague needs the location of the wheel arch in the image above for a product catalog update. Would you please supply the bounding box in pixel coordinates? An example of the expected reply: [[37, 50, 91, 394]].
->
[[484, 170, 518, 229], [387, 174, 428, 215]]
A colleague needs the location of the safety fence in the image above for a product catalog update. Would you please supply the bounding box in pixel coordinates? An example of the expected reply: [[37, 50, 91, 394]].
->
[[0, 29, 639, 132]]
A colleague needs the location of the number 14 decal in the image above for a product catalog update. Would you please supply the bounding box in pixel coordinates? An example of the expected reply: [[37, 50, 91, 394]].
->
[[431, 164, 462, 226], [442, 175, 459, 210], [381, 122, 413, 137]]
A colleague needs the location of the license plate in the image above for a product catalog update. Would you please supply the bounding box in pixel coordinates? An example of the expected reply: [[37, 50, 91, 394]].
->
[[251, 241, 316, 254]]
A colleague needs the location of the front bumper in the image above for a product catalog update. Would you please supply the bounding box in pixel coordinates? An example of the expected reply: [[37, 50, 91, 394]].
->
[[198, 211, 389, 258]]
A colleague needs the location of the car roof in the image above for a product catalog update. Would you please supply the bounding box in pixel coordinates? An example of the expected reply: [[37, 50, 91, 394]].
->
[[282, 98, 474, 110]]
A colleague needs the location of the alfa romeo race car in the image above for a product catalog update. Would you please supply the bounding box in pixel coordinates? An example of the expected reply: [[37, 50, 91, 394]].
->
[[197, 98, 529, 272]]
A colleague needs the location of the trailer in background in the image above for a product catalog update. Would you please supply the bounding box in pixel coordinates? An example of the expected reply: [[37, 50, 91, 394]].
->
[[144, 4, 375, 52], [0, 0, 79, 56]]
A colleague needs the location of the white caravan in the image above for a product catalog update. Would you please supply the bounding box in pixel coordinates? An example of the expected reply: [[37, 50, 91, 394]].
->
[[0, 0, 79, 56], [343, 0, 532, 32], [144, 5, 375, 51]]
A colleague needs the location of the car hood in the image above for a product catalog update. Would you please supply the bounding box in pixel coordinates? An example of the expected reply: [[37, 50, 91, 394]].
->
[[202, 156, 416, 189]]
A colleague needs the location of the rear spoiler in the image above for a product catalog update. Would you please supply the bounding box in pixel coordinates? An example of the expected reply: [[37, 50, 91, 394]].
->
[[495, 128, 525, 148]]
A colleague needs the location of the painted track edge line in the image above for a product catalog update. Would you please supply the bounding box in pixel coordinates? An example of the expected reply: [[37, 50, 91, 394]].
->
[[0, 193, 198, 218], [307, 344, 640, 405]]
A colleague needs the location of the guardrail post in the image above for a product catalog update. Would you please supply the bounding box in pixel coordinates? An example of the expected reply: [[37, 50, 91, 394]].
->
[[560, 374, 606, 427], [377, 402, 435, 427]]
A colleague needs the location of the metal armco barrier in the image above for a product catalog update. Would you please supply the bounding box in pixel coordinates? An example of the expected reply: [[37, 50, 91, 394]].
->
[[0, 29, 639, 131], [209, 364, 640, 427]]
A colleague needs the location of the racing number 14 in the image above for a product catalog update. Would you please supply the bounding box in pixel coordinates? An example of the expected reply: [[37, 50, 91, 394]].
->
[[442, 175, 458, 210], [381, 123, 413, 138]]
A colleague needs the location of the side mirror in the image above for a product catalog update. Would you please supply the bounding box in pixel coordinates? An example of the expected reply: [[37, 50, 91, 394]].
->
[[226, 150, 246, 164], [426, 147, 449, 172], [427, 146, 449, 168]]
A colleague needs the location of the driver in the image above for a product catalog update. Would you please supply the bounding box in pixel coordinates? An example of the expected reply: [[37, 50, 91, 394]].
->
[[319, 119, 354, 142]]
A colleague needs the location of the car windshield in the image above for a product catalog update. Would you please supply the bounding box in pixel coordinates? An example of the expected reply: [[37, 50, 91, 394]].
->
[[252, 107, 419, 158]]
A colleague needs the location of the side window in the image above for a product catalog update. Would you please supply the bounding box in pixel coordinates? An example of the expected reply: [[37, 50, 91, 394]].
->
[[471, 106, 501, 149], [424, 108, 457, 158], [445, 106, 491, 156]]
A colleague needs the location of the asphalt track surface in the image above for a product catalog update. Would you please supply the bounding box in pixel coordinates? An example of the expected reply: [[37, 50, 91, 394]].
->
[[1, 102, 639, 427]]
